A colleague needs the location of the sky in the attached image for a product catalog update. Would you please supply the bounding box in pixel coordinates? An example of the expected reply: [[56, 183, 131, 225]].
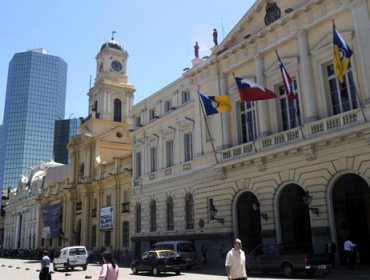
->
[[0, 0, 254, 122]]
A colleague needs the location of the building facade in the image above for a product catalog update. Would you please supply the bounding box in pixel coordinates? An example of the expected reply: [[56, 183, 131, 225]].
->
[[131, 0, 370, 267], [0, 48, 67, 197]]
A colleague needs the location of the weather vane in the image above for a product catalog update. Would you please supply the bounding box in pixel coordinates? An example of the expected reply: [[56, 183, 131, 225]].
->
[[111, 31, 116, 40]]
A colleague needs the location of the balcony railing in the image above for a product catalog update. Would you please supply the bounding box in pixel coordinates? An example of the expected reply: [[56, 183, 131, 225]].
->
[[220, 109, 364, 162]]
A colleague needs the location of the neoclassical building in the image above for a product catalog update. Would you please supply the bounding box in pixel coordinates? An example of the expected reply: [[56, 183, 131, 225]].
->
[[3, 37, 135, 260], [131, 0, 370, 267]]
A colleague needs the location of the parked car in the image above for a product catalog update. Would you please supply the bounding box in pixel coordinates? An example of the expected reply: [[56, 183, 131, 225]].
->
[[53, 246, 88, 271], [246, 243, 330, 277], [131, 249, 186, 276], [151, 240, 196, 268]]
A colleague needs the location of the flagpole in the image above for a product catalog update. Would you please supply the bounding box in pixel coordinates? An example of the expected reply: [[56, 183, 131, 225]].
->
[[197, 91, 219, 164]]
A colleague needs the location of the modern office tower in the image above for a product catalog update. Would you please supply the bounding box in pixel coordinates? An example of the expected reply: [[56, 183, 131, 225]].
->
[[0, 48, 67, 197], [53, 118, 80, 164]]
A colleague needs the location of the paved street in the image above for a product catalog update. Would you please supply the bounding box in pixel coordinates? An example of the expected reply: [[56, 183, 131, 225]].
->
[[1, 258, 370, 280]]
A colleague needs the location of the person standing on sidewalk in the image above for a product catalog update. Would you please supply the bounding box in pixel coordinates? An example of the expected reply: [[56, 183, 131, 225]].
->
[[39, 251, 51, 280], [344, 238, 357, 269], [225, 239, 248, 280]]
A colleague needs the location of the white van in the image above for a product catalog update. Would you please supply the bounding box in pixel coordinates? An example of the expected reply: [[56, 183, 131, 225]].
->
[[53, 246, 88, 271], [152, 240, 196, 268]]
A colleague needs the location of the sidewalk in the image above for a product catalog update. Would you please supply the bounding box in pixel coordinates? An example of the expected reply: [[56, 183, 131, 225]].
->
[[192, 263, 370, 279]]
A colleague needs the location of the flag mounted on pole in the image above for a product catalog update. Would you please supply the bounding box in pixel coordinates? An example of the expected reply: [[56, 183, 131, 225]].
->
[[275, 50, 295, 101], [234, 77, 276, 102], [198, 93, 231, 116], [333, 20, 353, 83]]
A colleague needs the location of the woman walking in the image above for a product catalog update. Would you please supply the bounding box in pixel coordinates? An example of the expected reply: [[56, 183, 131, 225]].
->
[[98, 251, 119, 280]]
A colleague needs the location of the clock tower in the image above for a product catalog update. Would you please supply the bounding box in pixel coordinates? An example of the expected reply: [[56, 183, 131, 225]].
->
[[86, 34, 135, 125]]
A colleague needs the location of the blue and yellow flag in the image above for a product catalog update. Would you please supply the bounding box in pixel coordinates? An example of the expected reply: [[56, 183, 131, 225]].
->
[[333, 22, 353, 83], [199, 93, 231, 116]]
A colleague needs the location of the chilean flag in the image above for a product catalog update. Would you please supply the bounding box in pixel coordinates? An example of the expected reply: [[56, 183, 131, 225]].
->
[[278, 58, 296, 101], [235, 77, 276, 102]]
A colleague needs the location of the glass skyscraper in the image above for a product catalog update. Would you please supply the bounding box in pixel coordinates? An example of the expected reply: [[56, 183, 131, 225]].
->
[[53, 118, 80, 164], [0, 49, 67, 196]]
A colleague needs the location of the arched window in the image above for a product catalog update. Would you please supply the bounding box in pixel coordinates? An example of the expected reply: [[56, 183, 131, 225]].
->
[[185, 193, 194, 229], [150, 200, 157, 232], [167, 197, 174, 231], [114, 98, 122, 122]]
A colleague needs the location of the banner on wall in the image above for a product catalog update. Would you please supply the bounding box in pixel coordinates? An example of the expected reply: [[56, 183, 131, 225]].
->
[[42, 202, 61, 238], [100, 206, 113, 230]]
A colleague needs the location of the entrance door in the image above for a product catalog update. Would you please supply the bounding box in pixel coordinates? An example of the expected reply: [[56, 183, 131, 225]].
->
[[333, 174, 370, 263], [237, 191, 262, 253], [279, 184, 313, 252]]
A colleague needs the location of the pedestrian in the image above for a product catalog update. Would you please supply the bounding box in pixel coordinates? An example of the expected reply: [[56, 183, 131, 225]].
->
[[201, 245, 208, 266], [98, 251, 119, 280], [39, 250, 51, 280], [325, 240, 336, 268], [225, 238, 248, 280], [213, 28, 218, 45], [194, 42, 200, 58], [344, 238, 357, 269]]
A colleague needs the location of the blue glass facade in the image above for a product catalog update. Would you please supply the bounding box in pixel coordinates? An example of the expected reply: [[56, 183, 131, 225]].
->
[[53, 118, 79, 164], [0, 49, 67, 195]]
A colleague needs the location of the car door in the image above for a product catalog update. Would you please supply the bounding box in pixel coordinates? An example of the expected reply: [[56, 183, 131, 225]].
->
[[139, 252, 150, 271]]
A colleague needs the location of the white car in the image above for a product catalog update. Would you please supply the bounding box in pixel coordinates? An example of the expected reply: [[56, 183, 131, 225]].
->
[[53, 246, 88, 271]]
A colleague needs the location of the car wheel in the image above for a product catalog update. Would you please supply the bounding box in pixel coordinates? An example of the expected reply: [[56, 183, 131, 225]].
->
[[175, 270, 181, 275], [82, 265, 87, 271], [282, 263, 294, 278], [152, 266, 160, 276], [132, 266, 139, 275]]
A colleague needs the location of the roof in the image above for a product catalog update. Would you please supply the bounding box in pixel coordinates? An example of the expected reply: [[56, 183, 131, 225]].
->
[[100, 39, 123, 51]]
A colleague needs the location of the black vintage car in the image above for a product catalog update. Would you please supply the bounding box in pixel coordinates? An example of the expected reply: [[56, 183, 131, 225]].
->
[[131, 249, 186, 276]]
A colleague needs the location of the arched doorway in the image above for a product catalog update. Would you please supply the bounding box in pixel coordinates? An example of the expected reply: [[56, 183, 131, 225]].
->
[[279, 184, 313, 252], [332, 174, 370, 263], [237, 191, 262, 253]]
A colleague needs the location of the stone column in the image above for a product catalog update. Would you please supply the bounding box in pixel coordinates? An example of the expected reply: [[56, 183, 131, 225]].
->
[[297, 30, 318, 122], [255, 54, 271, 137], [352, 2, 370, 104], [80, 188, 90, 246]]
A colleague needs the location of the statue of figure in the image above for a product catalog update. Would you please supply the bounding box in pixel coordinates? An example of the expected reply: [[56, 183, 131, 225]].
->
[[213, 29, 218, 45], [194, 42, 200, 58]]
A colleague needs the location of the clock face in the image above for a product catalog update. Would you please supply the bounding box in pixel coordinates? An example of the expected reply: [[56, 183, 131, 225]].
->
[[111, 60, 122, 72]]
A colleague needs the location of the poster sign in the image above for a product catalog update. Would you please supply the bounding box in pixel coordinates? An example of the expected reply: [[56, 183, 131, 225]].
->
[[100, 206, 113, 230]]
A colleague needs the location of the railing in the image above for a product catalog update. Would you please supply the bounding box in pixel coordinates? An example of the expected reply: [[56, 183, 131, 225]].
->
[[220, 109, 363, 162]]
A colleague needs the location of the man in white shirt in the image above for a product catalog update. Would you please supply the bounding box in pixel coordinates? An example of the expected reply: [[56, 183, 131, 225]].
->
[[225, 239, 247, 280], [344, 238, 357, 269]]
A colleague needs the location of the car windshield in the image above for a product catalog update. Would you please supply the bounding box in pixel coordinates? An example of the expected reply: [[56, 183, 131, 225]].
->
[[159, 251, 178, 258]]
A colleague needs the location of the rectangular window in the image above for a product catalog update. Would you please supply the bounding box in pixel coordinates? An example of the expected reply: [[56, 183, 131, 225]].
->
[[106, 195, 111, 206], [240, 101, 257, 143], [150, 146, 158, 172], [135, 152, 142, 178], [278, 79, 301, 131], [326, 63, 357, 115], [184, 133, 193, 162], [149, 109, 155, 120], [181, 90, 190, 104], [166, 140, 174, 167], [136, 206, 141, 233], [104, 231, 111, 246], [135, 116, 142, 127], [164, 100, 171, 112], [91, 225, 96, 247]]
